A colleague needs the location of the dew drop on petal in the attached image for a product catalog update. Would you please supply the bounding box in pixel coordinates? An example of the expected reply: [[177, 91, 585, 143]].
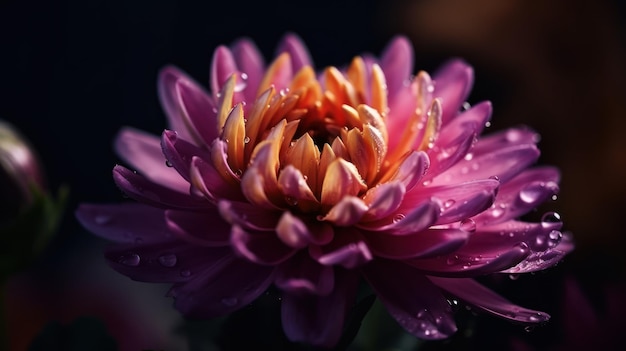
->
[[459, 218, 476, 233], [485, 121, 491, 128], [551, 194, 558, 201], [509, 274, 520, 280], [165, 160, 173, 167], [243, 136, 250, 144], [519, 183, 543, 204], [285, 196, 298, 206], [462, 102, 471, 111], [158, 253, 178, 267], [464, 153, 473, 161], [443, 199, 456, 208], [393, 214, 405, 223], [547, 230, 563, 247], [119, 253, 140, 266], [541, 212, 562, 228]]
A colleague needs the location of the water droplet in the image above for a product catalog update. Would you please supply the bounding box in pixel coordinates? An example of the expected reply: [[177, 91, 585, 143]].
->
[[221, 297, 239, 306], [158, 253, 178, 267], [541, 212, 562, 228], [491, 206, 504, 218], [462, 102, 471, 111], [392, 214, 405, 223], [234, 169, 243, 177], [180, 269, 191, 277], [547, 230, 562, 247], [165, 160, 173, 167], [240, 72, 248, 81], [524, 326, 536, 333], [285, 196, 298, 206], [484, 121, 491, 128], [243, 136, 250, 144], [417, 309, 428, 318], [464, 153, 473, 161], [94, 215, 112, 225], [551, 194, 558, 201], [119, 253, 140, 266], [459, 218, 476, 232], [519, 183, 543, 204], [446, 255, 459, 265], [443, 199, 456, 208], [509, 274, 520, 280]]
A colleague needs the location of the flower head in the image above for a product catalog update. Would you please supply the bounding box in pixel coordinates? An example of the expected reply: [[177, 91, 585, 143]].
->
[[76, 33, 573, 347]]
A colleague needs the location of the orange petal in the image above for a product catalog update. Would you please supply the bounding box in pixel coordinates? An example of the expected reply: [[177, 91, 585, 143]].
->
[[320, 158, 366, 208]]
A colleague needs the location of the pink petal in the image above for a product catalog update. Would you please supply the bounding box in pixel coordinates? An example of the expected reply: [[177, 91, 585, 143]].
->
[[76, 203, 174, 244], [380, 36, 414, 99], [474, 167, 559, 224], [231, 38, 265, 104], [404, 179, 499, 225], [157, 66, 199, 142], [281, 268, 359, 348], [358, 198, 440, 235], [210, 46, 239, 99], [364, 228, 470, 259], [170, 256, 275, 318], [432, 59, 474, 125], [503, 232, 574, 273], [276, 165, 318, 203], [175, 78, 219, 145], [363, 260, 457, 339], [321, 196, 369, 226], [472, 127, 540, 156], [113, 165, 206, 209], [165, 209, 231, 247], [386, 151, 430, 192], [361, 181, 406, 222], [429, 277, 550, 323], [425, 127, 477, 181], [432, 144, 540, 186], [277, 32, 313, 73], [275, 252, 335, 296], [114, 127, 189, 193], [437, 101, 492, 146], [230, 225, 296, 265]]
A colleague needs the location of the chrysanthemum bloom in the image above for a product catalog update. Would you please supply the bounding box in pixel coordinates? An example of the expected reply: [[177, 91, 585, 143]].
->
[[76, 34, 573, 347]]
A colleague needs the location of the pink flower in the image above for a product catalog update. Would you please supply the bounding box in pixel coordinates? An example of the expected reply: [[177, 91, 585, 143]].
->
[[76, 33, 573, 348]]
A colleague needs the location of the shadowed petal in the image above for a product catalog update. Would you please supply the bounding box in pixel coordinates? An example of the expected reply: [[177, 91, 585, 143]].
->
[[275, 252, 335, 296], [472, 127, 540, 156], [218, 200, 281, 231], [114, 127, 188, 193], [408, 242, 530, 277], [429, 277, 550, 324], [309, 228, 372, 269], [503, 232, 574, 273], [105, 243, 232, 283], [170, 256, 275, 318], [165, 209, 231, 247], [189, 156, 245, 202], [231, 225, 297, 265], [363, 260, 457, 339], [437, 101, 492, 146], [161, 129, 212, 182], [113, 165, 207, 209], [76, 203, 174, 244], [281, 268, 359, 348]]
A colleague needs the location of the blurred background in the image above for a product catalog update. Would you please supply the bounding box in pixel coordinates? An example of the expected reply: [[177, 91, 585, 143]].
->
[[1, 0, 625, 350]]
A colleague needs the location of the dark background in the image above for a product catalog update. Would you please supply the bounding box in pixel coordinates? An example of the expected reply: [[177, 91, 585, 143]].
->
[[2, 0, 626, 350]]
